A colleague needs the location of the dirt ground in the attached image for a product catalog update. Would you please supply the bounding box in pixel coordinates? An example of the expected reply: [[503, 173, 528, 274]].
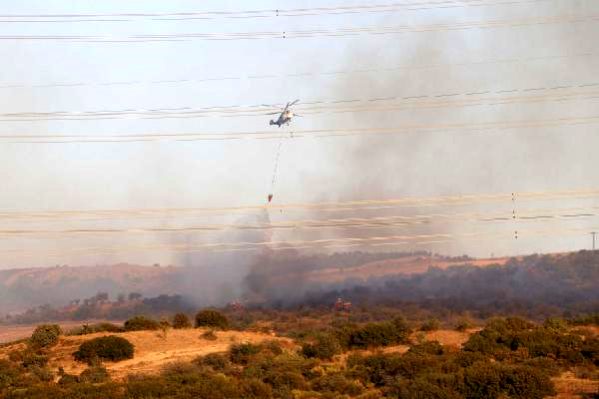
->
[[0, 328, 292, 380], [550, 371, 599, 398]]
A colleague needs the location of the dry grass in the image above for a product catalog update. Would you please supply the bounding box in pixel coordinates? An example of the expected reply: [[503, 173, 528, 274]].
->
[[0, 328, 292, 380], [420, 329, 479, 348], [550, 372, 599, 398]]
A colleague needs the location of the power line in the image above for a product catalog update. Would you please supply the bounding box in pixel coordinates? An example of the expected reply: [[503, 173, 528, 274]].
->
[[0, 0, 551, 22], [1, 82, 597, 122], [1, 13, 596, 42], [3, 225, 597, 257], [1, 206, 598, 237], [1, 52, 594, 91], [2, 188, 599, 220], [2, 115, 598, 144]]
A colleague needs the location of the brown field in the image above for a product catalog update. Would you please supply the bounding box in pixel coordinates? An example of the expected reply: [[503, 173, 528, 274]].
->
[[551, 372, 599, 399], [294, 255, 513, 284], [0, 328, 293, 380], [0, 320, 123, 344]]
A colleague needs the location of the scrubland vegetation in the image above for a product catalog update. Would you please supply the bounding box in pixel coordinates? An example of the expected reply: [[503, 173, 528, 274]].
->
[[0, 307, 597, 399], [1, 251, 597, 397]]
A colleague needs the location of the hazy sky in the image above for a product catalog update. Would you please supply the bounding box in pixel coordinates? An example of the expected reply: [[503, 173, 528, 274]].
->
[[1, 0, 598, 268]]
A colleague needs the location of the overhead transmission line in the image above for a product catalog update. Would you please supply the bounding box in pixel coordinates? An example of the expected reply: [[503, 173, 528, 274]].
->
[[3, 225, 598, 257], [1, 205, 598, 237], [2, 115, 598, 144], [1, 52, 594, 90], [2, 188, 599, 220], [0, 0, 551, 22], [1, 14, 596, 42], [1, 82, 597, 123]]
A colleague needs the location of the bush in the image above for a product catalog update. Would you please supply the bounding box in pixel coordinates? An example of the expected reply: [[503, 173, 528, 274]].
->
[[239, 378, 273, 399], [200, 330, 217, 341], [73, 335, 134, 364], [455, 318, 474, 332], [500, 365, 555, 399], [421, 318, 441, 332], [29, 324, 61, 349], [195, 309, 229, 329], [301, 333, 341, 360], [195, 353, 230, 372], [543, 317, 568, 332], [124, 316, 161, 331], [311, 372, 364, 396], [29, 365, 54, 382], [408, 341, 445, 356], [172, 313, 192, 329], [79, 364, 110, 383], [230, 343, 262, 365], [342, 317, 411, 349], [0, 360, 20, 391], [20, 351, 49, 369], [70, 323, 124, 335]]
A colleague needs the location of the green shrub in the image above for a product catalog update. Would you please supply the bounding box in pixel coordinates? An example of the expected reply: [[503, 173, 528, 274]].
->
[[462, 362, 503, 399], [301, 333, 341, 360], [126, 375, 169, 398], [200, 330, 218, 341], [570, 313, 599, 326], [463, 317, 535, 355], [392, 377, 462, 399], [124, 316, 161, 331], [70, 323, 124, 335], [79, 364, 110, 383], [311, 372, 364, 396], [29, 324, 61, 349], [0, 360, 20, 391], [581, 337, 599, 365], [57, 373, 79, 385], [461, 362, 555, 399], [263, 370, 308, 391], [29, 365, 54, 382], [73, 335, 134, 364], [420, 318, 441, 332], [239, 378, 273, 399], [172, 313, 192, 329], [20, 350, 49, 369], [263, 340, 284, 356], [194, 353, 230, 372], [408, 341, 445, 356], [455, 318, 474, 332], [543, 317, 568, 332], [230, 343, 262, 365], [195, 309, 229, 329], [499, 365, 555, 399], [343, 317, 411, 349]]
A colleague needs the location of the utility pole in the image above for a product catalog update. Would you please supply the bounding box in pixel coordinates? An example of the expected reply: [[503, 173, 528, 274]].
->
[[592, 232, 597, 251]]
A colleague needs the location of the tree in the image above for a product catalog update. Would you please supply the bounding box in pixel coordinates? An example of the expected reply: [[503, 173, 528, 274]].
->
[[29, 324, 61, 349], [73, 336, 134, 364], [195, 309, 229, 329], [128, 292, 143, 301], [172, 313, 192, 329]]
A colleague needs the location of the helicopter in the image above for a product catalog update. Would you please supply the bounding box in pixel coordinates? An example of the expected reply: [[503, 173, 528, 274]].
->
[[268, 99, 300, 127]]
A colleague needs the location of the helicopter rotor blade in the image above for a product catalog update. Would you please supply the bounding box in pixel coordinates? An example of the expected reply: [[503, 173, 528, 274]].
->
[[289, 99, 300, 107]]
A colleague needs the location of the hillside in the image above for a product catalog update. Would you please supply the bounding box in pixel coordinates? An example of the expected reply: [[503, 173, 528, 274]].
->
[[0, 252, 480, 315], [0, 264, 178, 314]]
